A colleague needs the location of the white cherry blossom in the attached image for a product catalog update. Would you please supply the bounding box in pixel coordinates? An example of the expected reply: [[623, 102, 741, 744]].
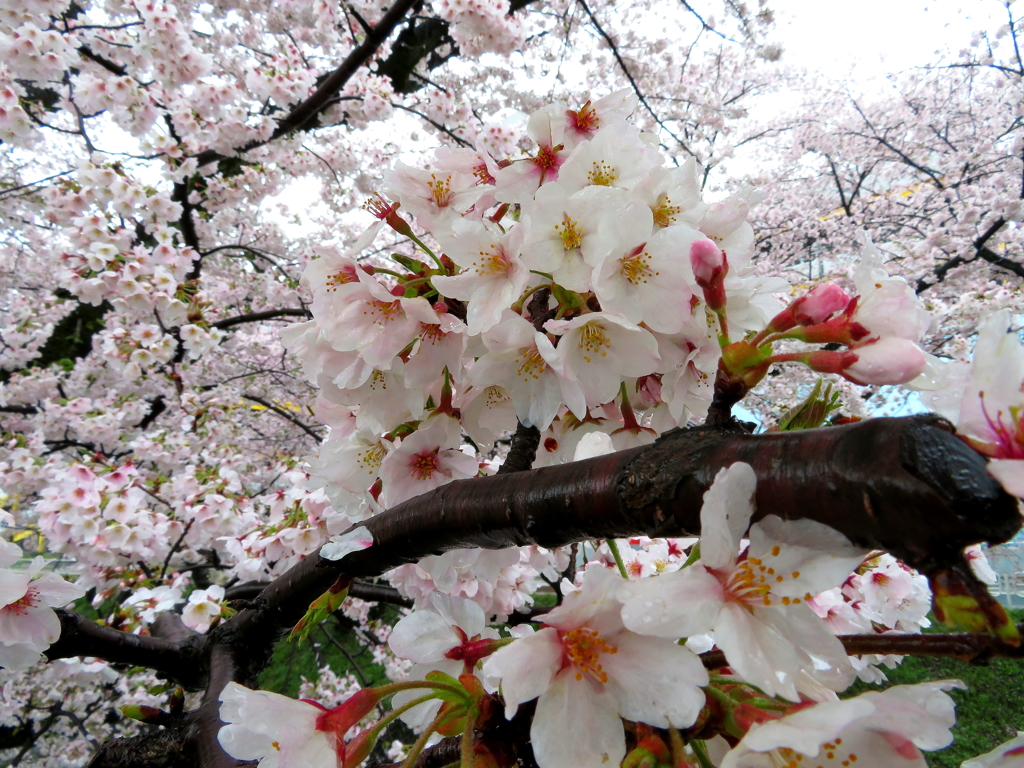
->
[[431, 218, 530, 336], [379, 424, 479, 507], [619, 463, 868, 700], [955, 309, 1024, 498], [0, 539, 86, 671], [482, 566, 708, 768], [544, 311, 661, 407], [721, 681, 964, 768], [468, 310, 586, 429]]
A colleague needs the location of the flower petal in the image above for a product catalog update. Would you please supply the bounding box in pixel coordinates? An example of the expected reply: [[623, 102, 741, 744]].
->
[[532, 669, 626, 768], [601, 631, 708, 728]]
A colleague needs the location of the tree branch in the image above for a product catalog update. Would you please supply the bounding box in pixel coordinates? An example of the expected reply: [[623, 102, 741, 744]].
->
[[210, 308, 308, 329], [241, 394, 324, 440], [193, 0, 422, 169], [699, 625, 1024, 669], [46, 610, 206, 689]]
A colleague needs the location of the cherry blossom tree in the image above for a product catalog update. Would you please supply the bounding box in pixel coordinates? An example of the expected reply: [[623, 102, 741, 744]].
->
[[0, 0, 1022, 766]]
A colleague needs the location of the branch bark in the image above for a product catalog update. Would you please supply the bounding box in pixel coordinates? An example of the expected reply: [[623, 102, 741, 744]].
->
[[46, 610, 206, 689]]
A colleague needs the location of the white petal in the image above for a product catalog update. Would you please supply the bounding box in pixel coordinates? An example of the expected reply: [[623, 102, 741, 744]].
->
[[700, 463, 757, 570], [601, 632, 708, 727], [532, 670, 626, 768], [389, 610, 461, 663], [988, 459, 1024, 499], [748, 515, 867, 600], [319, 526, 373, 561], [482, 628, 562, 719], [618, 566, 724, 638]]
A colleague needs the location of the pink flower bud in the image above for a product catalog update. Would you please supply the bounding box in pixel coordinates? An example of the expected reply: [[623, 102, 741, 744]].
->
[[689, 239, 726, 288], [801, 283, 851, 324], [767, 283, 852, 334], [843, 338, 927, 385]]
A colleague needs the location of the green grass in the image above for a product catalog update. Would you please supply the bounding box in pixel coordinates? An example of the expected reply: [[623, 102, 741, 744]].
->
[[846, 609, 1024, 767]]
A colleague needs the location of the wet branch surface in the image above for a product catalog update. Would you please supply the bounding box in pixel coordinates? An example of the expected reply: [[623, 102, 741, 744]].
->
[[66, 414, 1020, 767]]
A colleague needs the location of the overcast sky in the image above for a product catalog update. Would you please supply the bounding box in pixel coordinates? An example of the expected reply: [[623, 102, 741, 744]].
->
[[772, 0, 1009, 84]]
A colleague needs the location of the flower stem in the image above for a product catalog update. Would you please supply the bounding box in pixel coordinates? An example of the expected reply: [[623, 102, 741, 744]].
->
[[407, 232, 445, 271], [606, 538, 629, 579], [690, 739, 716, 768], [400, 710, 460, 768], [460, 705, 475, 768]]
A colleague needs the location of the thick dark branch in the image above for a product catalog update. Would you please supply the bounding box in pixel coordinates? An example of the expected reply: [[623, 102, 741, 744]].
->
[[220, 415, 1019, 650], [46, 610, 205, 689], [77, 45, 128, 77], [496, 421, 541, 474], [224, 578, 412, 607], [135, 395, 166, 431], [194, 0, 421, 168], [210, 308, 308, 329], [699, 625, 1024, 669], [0, 404, 37, 414]]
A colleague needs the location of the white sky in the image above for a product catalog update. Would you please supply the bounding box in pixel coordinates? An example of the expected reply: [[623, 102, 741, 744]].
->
[[772, 0, 1009, 84]]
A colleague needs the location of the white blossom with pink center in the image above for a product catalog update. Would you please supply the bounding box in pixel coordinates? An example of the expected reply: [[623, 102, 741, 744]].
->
[[493, 105, 572, 204], [633, 159, 707, 230], [378, 424, 479, 507], [482, 566, 708, 768], [550, 88, 638, 151], [320, 269, 431, 371], [431, 218, 530, 336], [556, 122, 662, 195], [389, 593, 498, 730], [544, 311, 661, 408], [0, 539, 86, 671], [519, 182, 627, 292], [592, 205, 703, 334], [468, 309, 586, 430], [385, 161, 485, 230], [619, 463, 868, 701], [218, 682, 337, 768], [720, 680, 964, 768], [955, 309, 1024, 498]]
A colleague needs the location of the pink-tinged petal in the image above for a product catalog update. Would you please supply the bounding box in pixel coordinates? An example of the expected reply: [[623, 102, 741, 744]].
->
[[728, 698, 874, 761], [600, 631, 708, 728], [0, 641, 42, 672], [700, 463, 757, 570], [32, 572, 86, 607], [988, 459, 1024, 499], [429, 592, 486, 637], [863, 680, 964, 751], [758, 604, 854, 694], [0, 541, 22, 570], [531, 669, 626, 768], [0, 571, 31, 608], [482, 627, 562, 719], [0, 602, 60, 646], [388, 610, 461, 663], [319, 526, 373, 562], [618, 565, 724, 638], [963, 732, 1024, 768], [845, 338, 927, 386], [748, 515, 867, 600]]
